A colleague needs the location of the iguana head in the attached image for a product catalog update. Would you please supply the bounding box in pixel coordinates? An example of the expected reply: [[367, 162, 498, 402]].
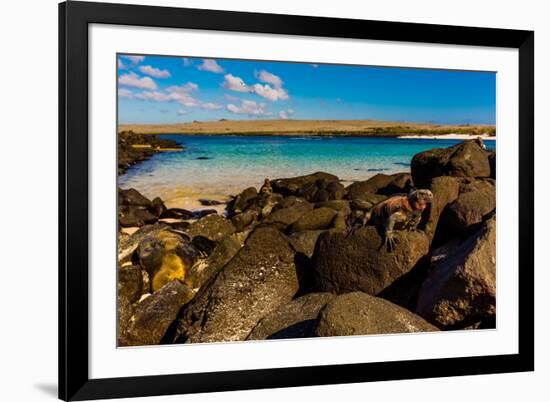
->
[[408, 189, 433, 210]]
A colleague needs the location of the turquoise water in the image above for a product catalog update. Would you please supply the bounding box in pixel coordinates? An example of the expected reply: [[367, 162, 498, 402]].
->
[[118, 135, 495, 208]]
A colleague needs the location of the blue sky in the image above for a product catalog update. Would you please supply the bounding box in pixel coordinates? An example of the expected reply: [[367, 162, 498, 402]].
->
[[117, 54, 496, 125]]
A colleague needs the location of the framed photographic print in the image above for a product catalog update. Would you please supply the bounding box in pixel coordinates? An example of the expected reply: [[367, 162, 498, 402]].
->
[[59, 1, 534, 400]]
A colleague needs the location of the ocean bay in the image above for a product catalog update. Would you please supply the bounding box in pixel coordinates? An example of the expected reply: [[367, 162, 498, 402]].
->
[[118, 134, 495, 209]]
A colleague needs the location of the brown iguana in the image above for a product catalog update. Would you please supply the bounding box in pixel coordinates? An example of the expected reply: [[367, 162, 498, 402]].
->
[[259, 178, 273, 195], [348, 189, 434, 250]]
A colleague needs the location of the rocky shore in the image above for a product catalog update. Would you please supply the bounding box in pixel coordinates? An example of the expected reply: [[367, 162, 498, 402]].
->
[[118, 130, 183, 174], [117, 139, 497, 346]]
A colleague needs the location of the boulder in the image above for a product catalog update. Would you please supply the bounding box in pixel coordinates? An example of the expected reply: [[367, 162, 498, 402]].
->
[[191, 236, 217, 256], [290, 207, 337, 232], [166, 221, 190, 231], [295, 179, 346, 203], [118, 231, 130, 247], [247, 293, 336, 340], [118, 264, 145, 303], [117, 264, 147, 344], [411, 139, 491, 186], [117, 296, 134, 347], [263, 199, 314, 230], [119, 206, 158, 228], [118, 223, 170, 264], [345, 173, 410, 200], [182, 214, 235, 242], [137, 230, 199, 292], [312, 226, 430, 295], [161, 208, 194, 220], [488, 151, 496, 179], [416, 217, 496, 328], [377, 173, 414, 196], [118, 188, 151, 207], [315, 200, 351, 216], [231, 209, 259, 232], [149, 197, 167, 218], [332, 211, 348, 231], [245, 193, 284, 217], [122, 280, 195, 346], [423, 176, 461, 242], [315, 292, 438, 337], [443, 179, 496, 236], [229, 186, 258, 213], [350, 199, 373, 211], [350, 194, 387, 209], [272, 196, 309, 212], [287, 230, 325, 258], [173, 227, 301, 343], [272, 172, 340, 197], [184, 234, 244, 289]]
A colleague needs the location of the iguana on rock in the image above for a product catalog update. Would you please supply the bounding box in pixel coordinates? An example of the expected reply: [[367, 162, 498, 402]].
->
[[348, 189, 434, 250], [259, 178, 273, 195]]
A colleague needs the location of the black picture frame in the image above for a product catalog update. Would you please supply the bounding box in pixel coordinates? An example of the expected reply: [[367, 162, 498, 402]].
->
[[59, 1, 534, 400]]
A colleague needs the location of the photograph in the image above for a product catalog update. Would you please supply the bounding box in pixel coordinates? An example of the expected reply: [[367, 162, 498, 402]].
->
[[116, 53, 497, 347]]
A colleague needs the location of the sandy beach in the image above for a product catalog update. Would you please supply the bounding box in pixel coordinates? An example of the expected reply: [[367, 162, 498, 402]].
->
[[119, 119, 495, 137], [397, 134, 495, 140]]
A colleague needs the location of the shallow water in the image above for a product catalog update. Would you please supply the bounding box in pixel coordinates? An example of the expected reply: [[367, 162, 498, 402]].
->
[[118, 135, 495, 209]]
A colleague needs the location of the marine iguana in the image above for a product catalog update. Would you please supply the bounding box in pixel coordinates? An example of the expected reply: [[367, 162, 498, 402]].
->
[[348, 189, 434, 250], [259, 178, 273, 195]]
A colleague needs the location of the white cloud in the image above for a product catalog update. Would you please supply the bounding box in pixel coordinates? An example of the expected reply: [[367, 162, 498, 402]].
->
[[311, 64, 319, 68], [182, 58, 192, 67], [166, 83, 200, 106], [257, 70, 283, 88], [226, 100, 270, 116], [223, 72, 289, 101], [134, 82, 200, 106], [118, 88, 134, 99], [138, 65, 171, 78], [118, 59, 125, 69], [222, 74, 251, 93], [167, 82, 199, 93], [118, 72, 157, 90], [252, 70, 289, 101], [135, 91, 171, 102], [177, 109, 188, 115], [252, 83, 289, 102], [121, 55, 145, 64], [279, 108, 294, 120], [201, 102, 223, 110], [198, 59, 224, 73]]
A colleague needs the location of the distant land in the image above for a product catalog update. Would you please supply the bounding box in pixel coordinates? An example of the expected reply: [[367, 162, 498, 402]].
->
[[118, 119, 496, 137]]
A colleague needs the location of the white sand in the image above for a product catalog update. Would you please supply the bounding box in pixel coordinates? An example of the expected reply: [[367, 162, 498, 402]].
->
[[397, 134, 495, 140]]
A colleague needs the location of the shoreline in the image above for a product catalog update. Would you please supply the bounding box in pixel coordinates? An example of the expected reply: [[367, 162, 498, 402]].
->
[[118, 119, 496, 137], [397, 133, 496, 140], [118, 131, 495, 213], [121, 179, 359, 215]]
